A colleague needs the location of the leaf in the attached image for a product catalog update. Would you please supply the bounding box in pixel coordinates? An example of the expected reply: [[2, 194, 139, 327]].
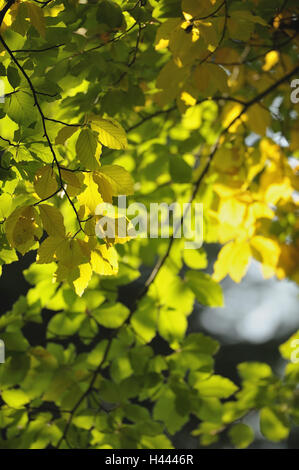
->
[[155, 18, 181, 50], [0, 193, 13, 219], [130, 297, 157, 343], [90, 116, 127, 150], [263, 51, 279, 72], [279, 331, 299, 361], [192, 375, 238, 398], [153, 387, 189, 435], [38, 204, 66, 238], [213, 241, 252, 283], [37, 236, 66, 264], [99, 165, 134, 195], [185, 271, 224, 307], [60, 169, 84, 197], [34, 165, 59, 200], [26, 2, 46, 37], [182, 0, 216, 20], [5, 205, 42, 255], [1, 389, 30, 408], [73, 262, 93, 296], [260, 407, 290, 442], [76, 128, 100, 170], [4, 90, 36, 125], [92, 303, 130, 328], [158, 308, 188, 347], [246, 104, 271, 136], [169, 155, 192, 183], [55, 126, 80, 145], [229, 423, 254, 449], [92, 172, 114, 203], [96, 0, 123, 29], [183, 249, 207, 269], [77, 172, 104, 214], [7, 66, 20, 89], [47, 312, 85, 337], [237, 362, 273, 382], [90, 245, 118, 275], [154, 59, 189, 107]]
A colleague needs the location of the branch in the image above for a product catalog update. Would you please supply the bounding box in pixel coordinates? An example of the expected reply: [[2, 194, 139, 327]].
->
[[12, 43, 64, 53], [0, 0, 16, 27], [193, 0, 226, 21], [55, 333, 114, 448], [0, 34, 86, 234], [198, 0, 228, 66]]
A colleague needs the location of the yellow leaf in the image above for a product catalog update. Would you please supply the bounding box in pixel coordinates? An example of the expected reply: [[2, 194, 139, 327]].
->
[[38, 204, 66, 238], [56, 239, 90, 269], [34, 165, 59, 200], [90, 116, 127, 150], [90, 245, 118, 275], [262, 51, 279, 71], [222, 102, 246, 132], [77, 172, 104, 214], [5, 206, 42, 255], [213, 241, 251, 283], [93, 173, 114, 203], [99, 165, 134, 196], [213, 147, 243, 173], [218, 198, 247, 227], [251, 236, 281, 278], [73, 263, 93, 296], [180, 90, 197, 107], [37, 236, 66, 264]]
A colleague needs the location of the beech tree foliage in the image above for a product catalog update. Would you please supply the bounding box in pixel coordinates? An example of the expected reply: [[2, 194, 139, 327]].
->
[[0, 0, 299, 449]]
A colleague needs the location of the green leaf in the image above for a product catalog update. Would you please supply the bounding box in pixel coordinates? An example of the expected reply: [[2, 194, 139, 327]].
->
[[96, 1, 123, 29], [1, 332, 29, 352], [47, 312, 85, 337], [1, 388, 30, 408], [169, 155, 192, 183], [260, 407, 290, 442], [185, 271, 224, 307], [158, 307, 188, 347], [279, 330, 299, 361], [93, 303, 130, 328], [153, 387, 189, 435], [4, 90, 36, 125], [229, 423, 254, 449], [130, 297, 157, 343], [237, 362, 273, 381], [7, 66, 20, 89], [0, 193, 12, 219], [90, 116, 127, 150], [192, 375, 238, 398], [55, 125, 79, 145]]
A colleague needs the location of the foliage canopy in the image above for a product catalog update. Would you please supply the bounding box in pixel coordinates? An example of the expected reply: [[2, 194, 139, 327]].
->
[[0, 0, 299, 449]]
